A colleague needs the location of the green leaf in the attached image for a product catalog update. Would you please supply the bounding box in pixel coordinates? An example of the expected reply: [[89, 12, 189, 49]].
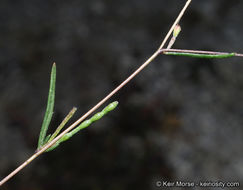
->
[[47, 107, 77, 143], [46, 101, 118, 152], [164, 52, 235, 59], [37, 63, 56, 149]]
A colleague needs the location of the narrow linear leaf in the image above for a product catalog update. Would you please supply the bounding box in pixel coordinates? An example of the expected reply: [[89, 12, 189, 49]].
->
[[37, 63, 56, 149], [47, 107, 77, 143], [46, 101, 118, 152], [164, 52, 235, 59]]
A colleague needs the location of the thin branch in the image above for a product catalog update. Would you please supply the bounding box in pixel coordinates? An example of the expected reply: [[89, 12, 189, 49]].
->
[[158, 0, 192, 50], [0, 0, 192, 186], [160, 48, 243, 57]]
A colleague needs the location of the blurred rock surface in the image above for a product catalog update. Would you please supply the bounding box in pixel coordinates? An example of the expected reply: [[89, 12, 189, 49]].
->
[[0, 0, 243, 189]]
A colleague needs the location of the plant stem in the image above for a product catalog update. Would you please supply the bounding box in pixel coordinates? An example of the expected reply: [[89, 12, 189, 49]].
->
[[0, 0, 192, 186], [160, 48, 243, 57], [158, 0, 192, 50]]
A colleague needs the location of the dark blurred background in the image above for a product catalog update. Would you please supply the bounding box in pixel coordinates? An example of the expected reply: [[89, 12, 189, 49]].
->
[[1, 0, 243, 189]]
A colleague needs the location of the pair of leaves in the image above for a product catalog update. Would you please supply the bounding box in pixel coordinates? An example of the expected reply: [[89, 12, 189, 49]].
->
[[37, 63, 118, 152]]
